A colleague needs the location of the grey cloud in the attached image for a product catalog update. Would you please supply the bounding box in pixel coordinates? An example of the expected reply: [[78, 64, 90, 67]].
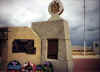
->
[[71, 24, 83, 31], [87, 27, 100, 31], [0, 14, 12, 26]]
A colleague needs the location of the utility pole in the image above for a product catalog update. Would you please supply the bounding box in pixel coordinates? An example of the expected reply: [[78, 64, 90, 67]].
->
[[83, 0, 86, 56]]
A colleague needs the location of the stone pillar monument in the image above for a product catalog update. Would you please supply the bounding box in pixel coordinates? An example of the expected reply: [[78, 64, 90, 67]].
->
[[32, 0, 73, 72]]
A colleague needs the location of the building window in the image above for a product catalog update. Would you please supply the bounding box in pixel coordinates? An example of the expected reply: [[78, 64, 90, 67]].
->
[[12, 39, 36, 54], [47, 39, 58, 59]]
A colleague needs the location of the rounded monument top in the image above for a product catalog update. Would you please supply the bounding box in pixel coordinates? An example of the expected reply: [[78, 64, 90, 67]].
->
[[48, 0, 64, 16]]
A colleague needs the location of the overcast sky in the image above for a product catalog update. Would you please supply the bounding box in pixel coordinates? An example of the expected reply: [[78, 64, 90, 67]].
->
[[0, 0, 100, 46]]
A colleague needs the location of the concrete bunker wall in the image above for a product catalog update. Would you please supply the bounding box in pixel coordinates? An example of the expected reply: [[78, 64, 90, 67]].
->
[[8, 27, 41, 64]]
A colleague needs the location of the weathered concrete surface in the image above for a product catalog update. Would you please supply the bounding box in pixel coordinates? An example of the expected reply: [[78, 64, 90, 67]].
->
[[32, 19, 65, 39], [32, 19, 73, 72], [8, 27, 41, 65]]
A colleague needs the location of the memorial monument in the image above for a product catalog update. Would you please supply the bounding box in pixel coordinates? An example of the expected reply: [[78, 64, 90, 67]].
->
[[32, 0, 73, 72]]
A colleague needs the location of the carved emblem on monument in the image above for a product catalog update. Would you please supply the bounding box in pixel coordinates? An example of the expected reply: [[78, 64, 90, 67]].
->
[[48, 0, 64, 16]]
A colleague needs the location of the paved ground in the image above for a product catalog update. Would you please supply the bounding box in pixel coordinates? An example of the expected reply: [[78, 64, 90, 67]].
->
[[73, 58, 100, 72]]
